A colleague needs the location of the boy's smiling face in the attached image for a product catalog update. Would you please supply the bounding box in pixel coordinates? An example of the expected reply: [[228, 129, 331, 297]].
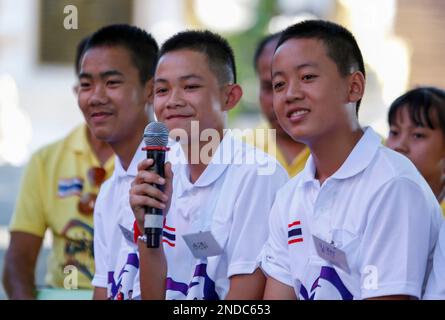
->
[[78, 45, 151, 144], [271, 38, 360, 145], [153, 49, 233, 139]]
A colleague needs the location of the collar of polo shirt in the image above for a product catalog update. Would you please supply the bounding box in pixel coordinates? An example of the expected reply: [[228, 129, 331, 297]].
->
[[298, 127, 381, 187]]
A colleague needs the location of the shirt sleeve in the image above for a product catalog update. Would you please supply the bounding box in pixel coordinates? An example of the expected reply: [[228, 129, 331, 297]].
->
[[359, 177, 438, 299], [259, 194, 294, 287], [91, 192, 108, 289], [225, 166, 289, 278], [423, 221, 445, 300], [9, 152, 47, 237]]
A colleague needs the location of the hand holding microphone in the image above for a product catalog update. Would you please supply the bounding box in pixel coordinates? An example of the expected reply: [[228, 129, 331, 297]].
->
[[129, 122, 173, 248]]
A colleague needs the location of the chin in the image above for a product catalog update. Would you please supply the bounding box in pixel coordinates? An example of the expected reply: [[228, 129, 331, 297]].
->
[[90, 127, 113, 142], [285, 126, 311, 143]]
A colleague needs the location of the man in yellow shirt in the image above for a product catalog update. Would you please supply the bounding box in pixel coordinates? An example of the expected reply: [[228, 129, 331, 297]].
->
[[2, 37, 114, 299], [246, 33, 309, 177]]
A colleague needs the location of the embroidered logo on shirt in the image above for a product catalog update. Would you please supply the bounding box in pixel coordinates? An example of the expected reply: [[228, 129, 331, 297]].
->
[[58, 177, 83, 197], [288, 220, 303, 245], [166, 263, 219, 300], [108, 253, 139, 300], [163, 225, 176, 247], [299, 266, 353, 300]]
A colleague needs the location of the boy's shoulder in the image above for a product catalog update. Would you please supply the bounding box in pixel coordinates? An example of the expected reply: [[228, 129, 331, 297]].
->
[[370, 144, 427, 187]]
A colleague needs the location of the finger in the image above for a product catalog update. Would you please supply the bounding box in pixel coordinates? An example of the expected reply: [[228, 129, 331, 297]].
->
[[130, 193, 166, 210], [164, 162, 174, 197], [130, 183, 169, 202], [137, 158, 154, 171], [133, 170, 166, 186]]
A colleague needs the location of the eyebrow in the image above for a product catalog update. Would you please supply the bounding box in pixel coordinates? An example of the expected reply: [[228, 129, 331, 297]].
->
[[155, 74, 205, 84], [78, 70, 124, 79], [272, 62, 319, 80]]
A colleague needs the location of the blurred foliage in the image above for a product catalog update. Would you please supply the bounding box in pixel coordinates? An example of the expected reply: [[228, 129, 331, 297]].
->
[[225, 0, 279, 123]]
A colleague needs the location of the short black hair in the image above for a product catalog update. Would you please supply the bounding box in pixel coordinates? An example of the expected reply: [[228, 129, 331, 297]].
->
[[159, 30, 237, 84], [75, 35, 90, 75], [253, 32, 281, 72], [388, 86, 445, 137], [277, 20, 366, 113], [83, 24, 158, 84]]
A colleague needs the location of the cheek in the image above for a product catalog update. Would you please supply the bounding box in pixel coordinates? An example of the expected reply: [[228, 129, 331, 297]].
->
[[259, 89, 272, 103], [408, 143, 436, 169], [153, 98, 166, 119], [385, 137, 396, 149], [78, 94, 89, 113], [272, 93, 285, 115]]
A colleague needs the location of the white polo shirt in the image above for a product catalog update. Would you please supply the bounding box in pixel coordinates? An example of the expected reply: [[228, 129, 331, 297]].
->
[[424, 222, 445, 299], [261, 127, 443, 300], [92, 140, 183, 300], [164, 130, 288, 300]]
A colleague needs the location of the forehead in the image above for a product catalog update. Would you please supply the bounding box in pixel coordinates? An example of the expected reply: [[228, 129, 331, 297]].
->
[[272, 38, 331, 69], [155, 49, 214, 79], [259, 39, 279, 63], [80, 45, 135, 72]]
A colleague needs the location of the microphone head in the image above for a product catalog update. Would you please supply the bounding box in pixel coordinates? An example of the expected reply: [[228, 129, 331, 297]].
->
[[143, 122, 169, 147]]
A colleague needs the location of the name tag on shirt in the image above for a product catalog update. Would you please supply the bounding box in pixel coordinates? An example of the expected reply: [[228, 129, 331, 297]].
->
[[312, 235, 351, 274], [182, 231, 223, 259]]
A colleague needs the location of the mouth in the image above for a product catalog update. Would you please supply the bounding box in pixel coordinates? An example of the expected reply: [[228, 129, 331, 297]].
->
[[286, 108, 310, 122], [165, 114, 193, 120], [90, 111, 113, 122]]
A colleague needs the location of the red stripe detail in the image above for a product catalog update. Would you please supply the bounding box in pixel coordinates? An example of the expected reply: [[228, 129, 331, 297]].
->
[[164, 225, 175, 232], [288, 238, 303, 245], [133, 220, 142, 244], [142, 146, 170, 151], [163, 239, 175, 247], [288, 221, 301, 228]]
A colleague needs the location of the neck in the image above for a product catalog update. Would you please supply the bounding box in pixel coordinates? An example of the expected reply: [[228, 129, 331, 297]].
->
[[427, 176, 445, 202], [275, 130, 307, 165], [309, 125, 364, 185], [111, 123, 147, 171], [86, 128, 114, 167], [182, 128, 225, 183]]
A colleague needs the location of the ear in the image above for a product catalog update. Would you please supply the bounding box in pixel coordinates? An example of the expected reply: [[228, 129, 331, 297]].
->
[[347, 71, 365, 104], [144, 78, 154, 104], [222, 84, 243, 112]]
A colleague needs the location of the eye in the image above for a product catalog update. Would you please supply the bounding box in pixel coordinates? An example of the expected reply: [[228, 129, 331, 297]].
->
[[273, 81, 285, 91], [301, 74, 317, 81], [155, 87, 168, 95], [413, 132, 426, 139], [389, 130, 398, 137], [106, 80, 122, 87], [184, 84, 201, 90], [79, 81, 91, 89]]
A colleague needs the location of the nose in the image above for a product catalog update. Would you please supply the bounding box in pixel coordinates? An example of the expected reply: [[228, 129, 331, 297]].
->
[[88, 83, 108, 106], [285, 80, 304, 104], [166, 88, 186, 109]]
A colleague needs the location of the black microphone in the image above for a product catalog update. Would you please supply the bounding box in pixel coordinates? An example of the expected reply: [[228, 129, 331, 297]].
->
[[142, 122, 170, 248]]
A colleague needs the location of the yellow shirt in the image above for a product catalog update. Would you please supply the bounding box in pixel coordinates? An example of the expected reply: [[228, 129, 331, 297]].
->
[[10, 124, 114, 289], [244, 123, 310, 177]]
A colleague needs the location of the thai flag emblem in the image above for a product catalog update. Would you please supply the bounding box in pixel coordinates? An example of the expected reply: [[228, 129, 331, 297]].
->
[[288, 220, 303, 245], [58, 177, 83, 197], [163, 225, 176, 247]]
